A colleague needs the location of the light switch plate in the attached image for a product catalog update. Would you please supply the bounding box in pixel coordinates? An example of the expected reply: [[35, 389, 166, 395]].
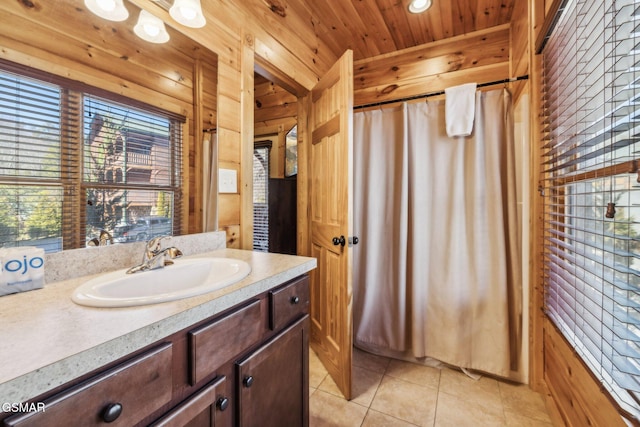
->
[[218, 168, 237, 193]]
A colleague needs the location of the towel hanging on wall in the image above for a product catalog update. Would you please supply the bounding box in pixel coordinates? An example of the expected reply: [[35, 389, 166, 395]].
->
[[445, 83, 477, 137]]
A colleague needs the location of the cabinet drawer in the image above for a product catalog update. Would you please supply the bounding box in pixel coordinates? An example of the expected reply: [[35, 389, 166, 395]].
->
[[269, 275, 309, 331], [4, 343, 173, 427], [150, 376, 228, 427], [189, 299, 263, 385]]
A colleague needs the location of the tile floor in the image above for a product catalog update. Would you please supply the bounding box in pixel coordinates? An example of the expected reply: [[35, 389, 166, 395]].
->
[[309, 347, 555, 427]]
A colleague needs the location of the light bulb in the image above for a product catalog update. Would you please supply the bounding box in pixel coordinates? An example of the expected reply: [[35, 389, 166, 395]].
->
[[144, 24, 160, 37], [84, 0, 128, 21], [169, 0, 206, 28], [95, 0, 116, 12], [134, 10, 170, 43], [179, 6, 197, 20], [408, 0, 432, 13]]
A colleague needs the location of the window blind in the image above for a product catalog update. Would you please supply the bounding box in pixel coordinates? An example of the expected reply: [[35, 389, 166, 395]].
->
[[0, 70, 74, 251], [253, 143, 270, 252], [0, 62, 183, 252], [542, 0, 640, 418], [83, 95, 182, 243]]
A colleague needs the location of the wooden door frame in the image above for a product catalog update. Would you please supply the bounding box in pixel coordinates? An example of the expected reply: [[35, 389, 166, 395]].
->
[[253, 53, 311, 256]]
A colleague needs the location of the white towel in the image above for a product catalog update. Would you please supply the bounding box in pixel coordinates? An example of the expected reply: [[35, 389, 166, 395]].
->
[[445, 83, 477, 137]]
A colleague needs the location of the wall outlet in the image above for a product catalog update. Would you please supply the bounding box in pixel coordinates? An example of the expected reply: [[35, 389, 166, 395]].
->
[[219, 168, 237, 193]]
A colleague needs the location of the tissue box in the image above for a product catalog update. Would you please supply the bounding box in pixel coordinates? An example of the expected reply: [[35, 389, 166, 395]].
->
[[0, 247, 45, 296]]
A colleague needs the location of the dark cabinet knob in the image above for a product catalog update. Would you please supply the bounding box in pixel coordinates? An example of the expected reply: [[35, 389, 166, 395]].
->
[[290, 296, 300, 305], [243, 376, 254, 388], [101, 402, 123, 423], [216, 397, 229, 411]]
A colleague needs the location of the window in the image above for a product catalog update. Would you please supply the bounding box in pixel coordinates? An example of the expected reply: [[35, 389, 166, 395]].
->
[[253, 142, 271, 252], [542, 0, 640, 417], [0, 61, 183, 252], [285, 125, 297, 177]]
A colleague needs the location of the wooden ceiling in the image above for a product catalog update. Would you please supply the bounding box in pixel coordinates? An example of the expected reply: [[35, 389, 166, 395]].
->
[[250, 0, 516, 62]]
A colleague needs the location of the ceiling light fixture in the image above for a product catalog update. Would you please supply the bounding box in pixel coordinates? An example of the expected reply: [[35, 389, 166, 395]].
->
[[408, 0, 432, 14], [169, 0, 206, 28], [84, 0, 129, 21], [134, 10, 170, 44]]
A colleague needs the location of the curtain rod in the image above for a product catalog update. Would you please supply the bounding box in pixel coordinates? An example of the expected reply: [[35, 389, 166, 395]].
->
[[203, 127, 217, 133], [354, 75, 529, 111]]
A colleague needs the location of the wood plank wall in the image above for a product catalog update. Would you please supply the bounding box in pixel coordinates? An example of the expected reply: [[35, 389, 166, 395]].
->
[[353, 25, 510, 107]]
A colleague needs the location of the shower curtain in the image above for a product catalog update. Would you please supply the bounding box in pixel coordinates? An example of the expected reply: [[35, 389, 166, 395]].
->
[[353, 89, 521, 378]]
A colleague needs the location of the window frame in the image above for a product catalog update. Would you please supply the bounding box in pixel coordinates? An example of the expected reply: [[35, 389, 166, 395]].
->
[[540, 0, 640, 419], [0, 59, 185, 251]]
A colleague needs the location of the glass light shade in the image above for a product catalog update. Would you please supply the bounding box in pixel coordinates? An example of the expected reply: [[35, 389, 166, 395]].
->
[[134, 10, 170, 44], [169, 0, 206, 28], [408, 0, 432, 13], [84, 0, 129, 21]]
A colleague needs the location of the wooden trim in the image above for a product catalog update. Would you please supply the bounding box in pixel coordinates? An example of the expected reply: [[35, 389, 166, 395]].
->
[[311, 116, 340, 145], [0, 58, 187, 121], [255, 54, 310, 97], [534, 0, 568, 54], [529, 46, 546, 394], [544, 318, 633, 426], [192, 58, 204, 234], [296, 94, 310, 257], [548, 160, 637, 186], [312, 65, 341, 102], [240, 31, 255, 250], [352, 25, 510, 107], [354, 23, 510, 66], [181, 117, 192, 236]]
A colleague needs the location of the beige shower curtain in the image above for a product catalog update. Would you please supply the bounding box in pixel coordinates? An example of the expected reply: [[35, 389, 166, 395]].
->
[[353, 89, 521, 378]]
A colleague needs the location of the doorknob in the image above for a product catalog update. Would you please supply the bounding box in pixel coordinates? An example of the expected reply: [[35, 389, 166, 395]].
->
[[332, 235, 346, 246], [349, 236, 359, 245]]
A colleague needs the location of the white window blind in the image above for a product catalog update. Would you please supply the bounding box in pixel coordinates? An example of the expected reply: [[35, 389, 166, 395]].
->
[[83, 95, 182, 244], [542, 0, 640, 418], [253, 143, 270, 252], [0, 61, 183, 252], [0, 70, 68, 252]]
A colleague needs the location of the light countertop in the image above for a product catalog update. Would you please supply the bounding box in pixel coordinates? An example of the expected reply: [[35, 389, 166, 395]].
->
[[0, 248, 316, 405]]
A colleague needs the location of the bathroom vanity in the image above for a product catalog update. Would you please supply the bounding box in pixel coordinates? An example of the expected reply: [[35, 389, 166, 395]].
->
[[0, 247, 315, 427]]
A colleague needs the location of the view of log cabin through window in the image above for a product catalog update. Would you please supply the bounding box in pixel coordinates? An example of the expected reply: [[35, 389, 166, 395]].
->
[[0, 64, 183, 252]]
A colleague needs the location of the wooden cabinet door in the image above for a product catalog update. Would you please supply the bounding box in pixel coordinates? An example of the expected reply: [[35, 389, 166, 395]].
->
[[236, 316, 309, 427]]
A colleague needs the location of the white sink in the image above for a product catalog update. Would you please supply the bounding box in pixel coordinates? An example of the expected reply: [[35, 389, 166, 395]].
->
[[72, 257, 251, 308]]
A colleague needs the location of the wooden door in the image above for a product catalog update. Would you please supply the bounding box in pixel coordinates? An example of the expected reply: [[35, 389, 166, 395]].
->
[[299, 50, 354, 400]]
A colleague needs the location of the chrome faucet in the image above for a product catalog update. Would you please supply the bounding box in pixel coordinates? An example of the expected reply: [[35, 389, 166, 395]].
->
[[99, 229, 113, 246], [126, 236, 183, 274], [87, 229, 113, 247]]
